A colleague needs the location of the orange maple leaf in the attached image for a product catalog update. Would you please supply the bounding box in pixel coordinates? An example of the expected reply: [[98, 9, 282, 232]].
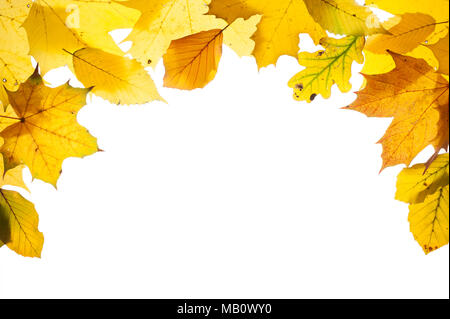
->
[[345, 52, 449, 170]]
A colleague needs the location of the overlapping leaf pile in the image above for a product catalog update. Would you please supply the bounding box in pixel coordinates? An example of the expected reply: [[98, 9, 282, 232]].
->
[[0, 0, 448, 257]]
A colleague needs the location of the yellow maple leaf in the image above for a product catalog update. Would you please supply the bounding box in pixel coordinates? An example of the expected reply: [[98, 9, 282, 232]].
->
[[303, 0, 385, 36], [408, 184, 449, 254], [0, 0, 34, 109], [209, 0, 326, 68], [71, 48, 163, 105], [288, 36, 365, 102], [123, 0, 223, 68], [163, 16, 260, 90], [345, 52, 449, 170], [23, 0, 139, 74], [0, 68, 99, 187], [0, 189, 44, 258], [427, 32, 449, 75], [396, 154, 449, 204]]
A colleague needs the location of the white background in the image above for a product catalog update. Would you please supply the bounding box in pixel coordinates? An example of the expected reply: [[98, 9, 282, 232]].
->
[[0, 32, 448, 299]]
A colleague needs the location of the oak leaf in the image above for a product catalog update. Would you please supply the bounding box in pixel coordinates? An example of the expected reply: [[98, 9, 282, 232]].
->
[[345, 52, 449, 170], [289, 36, 365, 102], [0, 68, 99, 187]]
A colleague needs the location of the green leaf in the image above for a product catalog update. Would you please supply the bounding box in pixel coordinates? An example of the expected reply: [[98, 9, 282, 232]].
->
[[288, 36, 365, 102], [303, 0, 385, 35], [0, 189, 44, 258]]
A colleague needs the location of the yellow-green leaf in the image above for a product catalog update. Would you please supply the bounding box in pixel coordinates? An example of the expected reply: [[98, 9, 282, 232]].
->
[[289, 36, 365, 102], [303, 0, 385, 36], [0, 189, 44, 258], [409, 185, 449, 254], [396, 154, 449, 204]]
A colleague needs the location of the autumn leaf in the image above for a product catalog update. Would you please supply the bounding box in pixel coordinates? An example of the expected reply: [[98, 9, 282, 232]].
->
[[289, 36, 365, 102], [0, 161, 43, 258], [362, 13, 449, 75], [366, 0, 449, 43], [0, 189, 44, 258], [0, 68, 99, 187], [71, 48, 163, 105], [123, 0, 223, 68], [396, 154, 449, 204], [0, 159, 29, 192], [427, 32, 449, 75], [0, 0, 34, 110], [163, 16, 260, 90], [0, 206, 9, 247], [365, 13, 438, 55], [303, 0, 385, 36], [164, 29, 224, 90], [1, 0, 448, 259], [345, 52, 449, 170], [23, 0, 139, 75], [209, 0, 326, 68], [362, 0, 449, 76], [222, 15, 261, 58], [408, 184, 449, 254]]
